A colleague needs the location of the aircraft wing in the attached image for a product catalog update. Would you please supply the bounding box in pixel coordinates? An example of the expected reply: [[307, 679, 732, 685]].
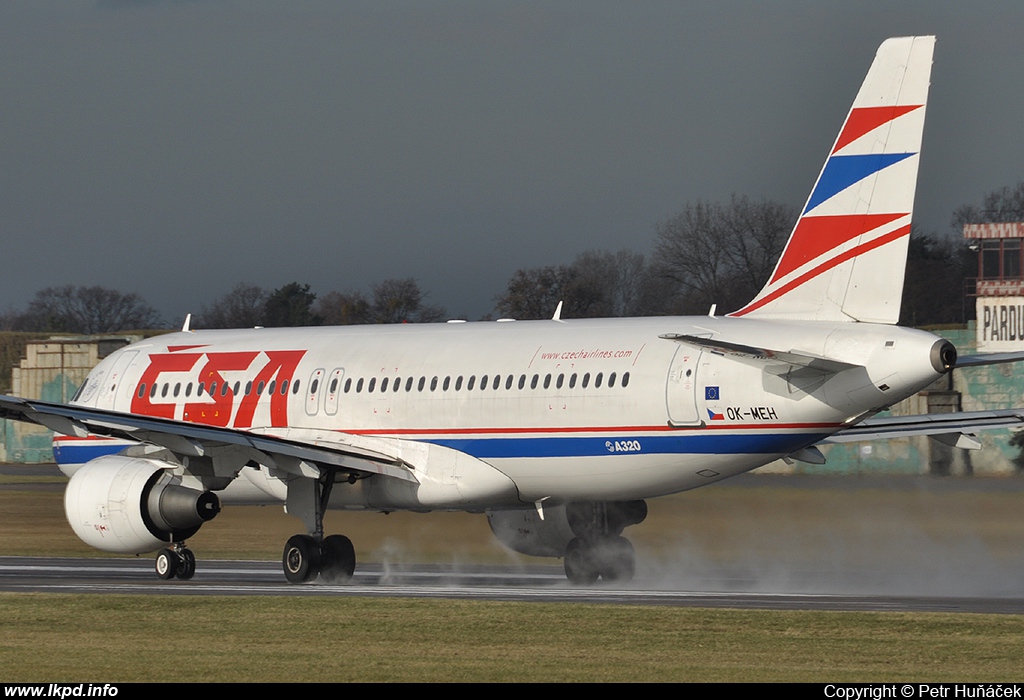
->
[[824, 409, 1024, 447], [0, 394, 417, 483]]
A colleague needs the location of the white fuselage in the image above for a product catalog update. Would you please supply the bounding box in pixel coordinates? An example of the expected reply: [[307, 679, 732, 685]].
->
[[59, 316, 947, 508]]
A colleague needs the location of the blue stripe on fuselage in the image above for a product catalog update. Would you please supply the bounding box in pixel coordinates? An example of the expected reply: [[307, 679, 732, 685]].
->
[[53, 441, 126, 465], [53, 431, 830, 467], [426, 432, 828, 459]]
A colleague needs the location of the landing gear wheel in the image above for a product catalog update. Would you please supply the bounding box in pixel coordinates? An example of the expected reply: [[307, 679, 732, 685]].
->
[[177, 548, 197, 580], [598, 536, 635, 583], [155, 548, 178, 580], [564, 537, 599, 586], [283, 534, 322, 583], [320, 535, 356, 584]]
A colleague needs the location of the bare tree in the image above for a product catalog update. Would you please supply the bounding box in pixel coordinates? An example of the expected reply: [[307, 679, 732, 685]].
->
[[316, 290, 372, 325], [198, 283, 268, 329], [568, 249, 651, 317], [495, 249, 658, 320], [316, 279, 444, 325], [21, 285, 163, 333], [369, 278, 445, 324], [495, 265, 576, 320], [653, 195, 795, 314], [900, 228, 970, 326], [952, 181, 1024, 227]]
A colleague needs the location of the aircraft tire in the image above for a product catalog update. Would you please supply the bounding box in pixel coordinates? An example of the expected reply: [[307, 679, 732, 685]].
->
[[177, 548, 196, 580], [319, 535, 356, 584], [598, 536, 635, 583], [563, 537, 599, 586], [283, 534, 322, 584], [155, 548, 178, 580]]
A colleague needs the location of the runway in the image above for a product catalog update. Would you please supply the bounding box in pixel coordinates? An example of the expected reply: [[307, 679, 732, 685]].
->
[[3, 556, 1024, 614]]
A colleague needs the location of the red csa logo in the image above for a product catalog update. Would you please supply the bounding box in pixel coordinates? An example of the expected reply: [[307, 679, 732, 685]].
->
[[131, 348, 306, 428]]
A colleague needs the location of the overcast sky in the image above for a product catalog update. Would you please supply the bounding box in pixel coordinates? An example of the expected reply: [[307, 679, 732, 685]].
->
[[2, 1, 1023, 323]]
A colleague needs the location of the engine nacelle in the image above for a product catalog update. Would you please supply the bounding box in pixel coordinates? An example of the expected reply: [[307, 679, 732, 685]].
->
[[487, 505, 576, 557], [64, 455, 221, 554], [488, 501, 648, 558]]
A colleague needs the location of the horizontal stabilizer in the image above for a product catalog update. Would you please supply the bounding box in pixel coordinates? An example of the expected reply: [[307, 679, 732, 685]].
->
[[660, 333, 860, 373], [955, 351, 1024, 368], [825, 409, 1024, 443]]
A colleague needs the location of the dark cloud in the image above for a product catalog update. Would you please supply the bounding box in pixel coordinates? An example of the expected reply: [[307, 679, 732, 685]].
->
[[1, 1, 1022, 322]]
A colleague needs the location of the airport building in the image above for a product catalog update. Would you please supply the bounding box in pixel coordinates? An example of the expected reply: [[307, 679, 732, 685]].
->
[[815, 222, 1024, 476], [0, 336, 136, 463]]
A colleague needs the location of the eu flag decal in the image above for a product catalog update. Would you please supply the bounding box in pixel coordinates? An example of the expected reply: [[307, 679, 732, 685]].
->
[[705, 386, 720, 400]]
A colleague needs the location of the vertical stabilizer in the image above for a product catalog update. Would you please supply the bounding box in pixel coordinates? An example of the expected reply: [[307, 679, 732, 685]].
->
[[732, 36, 934, 324]]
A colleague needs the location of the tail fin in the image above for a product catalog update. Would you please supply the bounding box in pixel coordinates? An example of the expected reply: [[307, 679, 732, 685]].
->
[[732, 36, 934, 324]]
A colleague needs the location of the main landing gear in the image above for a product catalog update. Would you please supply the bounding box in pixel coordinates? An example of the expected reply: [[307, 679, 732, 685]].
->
[[562, 501, 647, 585], [154, 543, 197, 581], [282, 533, 356, 584], [281, 468, 358, 584], [564, 535, 635, 585]]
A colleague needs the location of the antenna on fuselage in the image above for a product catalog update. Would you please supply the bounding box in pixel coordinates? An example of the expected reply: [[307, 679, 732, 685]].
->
[[708, 304, 717, 317], [552, 300, 563, 321], [181, 313, 193, 333]]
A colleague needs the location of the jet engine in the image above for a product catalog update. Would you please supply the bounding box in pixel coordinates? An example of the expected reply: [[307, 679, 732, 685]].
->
[[487, 504, 576, 557], [487, 500, 648, 557], [64, 454, 220, 554]]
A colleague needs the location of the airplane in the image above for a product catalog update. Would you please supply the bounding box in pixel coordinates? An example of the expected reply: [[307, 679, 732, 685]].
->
[[3, 35, 1024, 585]]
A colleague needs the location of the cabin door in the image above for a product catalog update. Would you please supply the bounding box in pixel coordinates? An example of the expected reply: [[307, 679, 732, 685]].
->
[[665, 346, 702, 426]]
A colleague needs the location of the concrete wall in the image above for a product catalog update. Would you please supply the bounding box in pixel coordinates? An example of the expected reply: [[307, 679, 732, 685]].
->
[[1, 337, 134, 463]]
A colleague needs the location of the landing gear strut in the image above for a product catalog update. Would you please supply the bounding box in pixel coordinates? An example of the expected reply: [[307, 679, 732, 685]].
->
[[562, 501, 646, 585], [154, 543, 197, 580]]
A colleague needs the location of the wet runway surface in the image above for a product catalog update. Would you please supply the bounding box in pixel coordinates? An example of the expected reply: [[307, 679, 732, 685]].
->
[[3, 556, 1024, 614]]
